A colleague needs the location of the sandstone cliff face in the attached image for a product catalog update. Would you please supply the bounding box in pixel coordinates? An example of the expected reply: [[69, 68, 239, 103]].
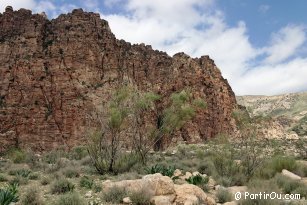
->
[[0, 8, 237, 152]]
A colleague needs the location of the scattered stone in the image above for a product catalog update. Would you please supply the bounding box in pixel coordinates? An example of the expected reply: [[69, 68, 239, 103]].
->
[[85, 191, 92, 198], [173, 169, 182, 177], [103, 174, 212, 205], [192, 171, 200, 176], [123, 197, 132, 204], [281, 169, 302, 180], [208, 177, 217, 189]]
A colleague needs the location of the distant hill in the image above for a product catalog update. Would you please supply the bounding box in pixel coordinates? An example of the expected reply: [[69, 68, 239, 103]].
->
[[237, 92, 307, 137], [237, 92, 307, 120]]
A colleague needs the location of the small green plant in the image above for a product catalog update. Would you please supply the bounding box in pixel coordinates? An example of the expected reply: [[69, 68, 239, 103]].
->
[[79, 176, 94, 189], [216, 189, 232, 203], [6, 148, 26, 163], [102, 186, 127, 203], [51, 178, 75, 194], [0, 183, 19, 205], [29, 173, 40, 180], [197, 160, 216, 176], [42, 148, 66, 164], [9, 169, 31, 178], [9, 175, 29, 185], [53, 192, 86, 205], [69, 146, 88, 160], [21, 186, 44, 205], [145, 164, 176, 177], [185, 174, 209, 185], [63, 168, 80, 178]]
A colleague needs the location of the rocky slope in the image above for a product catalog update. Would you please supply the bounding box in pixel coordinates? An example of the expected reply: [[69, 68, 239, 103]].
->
[[0, 7, 237, 152], [237, 91, 307, 138]]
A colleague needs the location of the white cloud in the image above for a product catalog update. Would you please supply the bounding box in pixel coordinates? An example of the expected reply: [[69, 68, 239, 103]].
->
[[263, 25, 306, 64], [101, 0, 307, 95], [1, 0, 307, 95], [235, 58, 307, 95], [0, 0, 36, 12]]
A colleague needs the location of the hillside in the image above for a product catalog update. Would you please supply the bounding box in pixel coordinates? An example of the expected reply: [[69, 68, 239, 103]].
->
[[0, 7, 237, 152], [237, 91, 307, 137]]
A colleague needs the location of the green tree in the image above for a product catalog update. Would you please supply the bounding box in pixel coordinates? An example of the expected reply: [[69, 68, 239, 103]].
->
[[87, 86, 132, 174], [87, 86, 207, 173], [154, 90, 206, 150]]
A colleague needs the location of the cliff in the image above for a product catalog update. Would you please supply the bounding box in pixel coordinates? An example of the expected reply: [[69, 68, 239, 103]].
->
[[0, 7, 237, 151]]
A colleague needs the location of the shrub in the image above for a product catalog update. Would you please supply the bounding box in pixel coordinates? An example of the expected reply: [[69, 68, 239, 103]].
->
[[216, 189, 232, 203], [242, 178, 282, 205], [274, 174, 307, 198], [46, 158, 68, 173], [25, 151, 41, 170], [293, 163, 307, 177], [7, 148, 26, 163], [145, 164, 175, 177], [113, 153, 140, 174], [51, 178, 75, 194], [93, 184, 102, 193], [21, 186, 44, 205], [197, 160, 216, 176], [102, 186, 127, 203], [62, 168, 80, 178], [69, 146, 88, 160], [0, 183, 19, 205], [9, 168, 31, 178], [257, 155, 297, 179], [9, 175, 29, 185], [211, 153, 246, 186], [129, 187, 153, 205], [79, 176, 94, 189], [185, 174, 209, 186], [0, 174, 7, 182], [40, 177, 51, 185], [53, 192, 86, 205], [42, 148, 66, 164], [29, 173, 40, 180]]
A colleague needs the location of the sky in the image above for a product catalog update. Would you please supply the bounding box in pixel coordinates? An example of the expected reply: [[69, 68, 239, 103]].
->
[[1, 0, 307, 96]]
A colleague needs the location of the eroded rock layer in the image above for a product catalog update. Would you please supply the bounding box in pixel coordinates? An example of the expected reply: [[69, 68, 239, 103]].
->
[[0, 8, 237, 151]]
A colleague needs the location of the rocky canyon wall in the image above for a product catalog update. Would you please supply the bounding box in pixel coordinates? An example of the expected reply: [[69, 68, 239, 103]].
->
[[0, 7, 237, 152]]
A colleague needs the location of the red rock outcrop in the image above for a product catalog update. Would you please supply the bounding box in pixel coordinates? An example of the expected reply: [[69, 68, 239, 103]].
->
[[0, 8, 237, 152]]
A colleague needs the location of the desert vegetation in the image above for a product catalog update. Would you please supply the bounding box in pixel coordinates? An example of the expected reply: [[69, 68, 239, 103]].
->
[[0, 89, 307, 205]]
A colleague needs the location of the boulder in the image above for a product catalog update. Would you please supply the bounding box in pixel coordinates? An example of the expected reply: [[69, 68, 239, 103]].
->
[[102, 174, 212, 205], [174, 184, 208, 204], [281, 169, 302, 180], [151, 195, 176, 205], [103, 173, 174, 195], [142, 174, 175, 195]]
